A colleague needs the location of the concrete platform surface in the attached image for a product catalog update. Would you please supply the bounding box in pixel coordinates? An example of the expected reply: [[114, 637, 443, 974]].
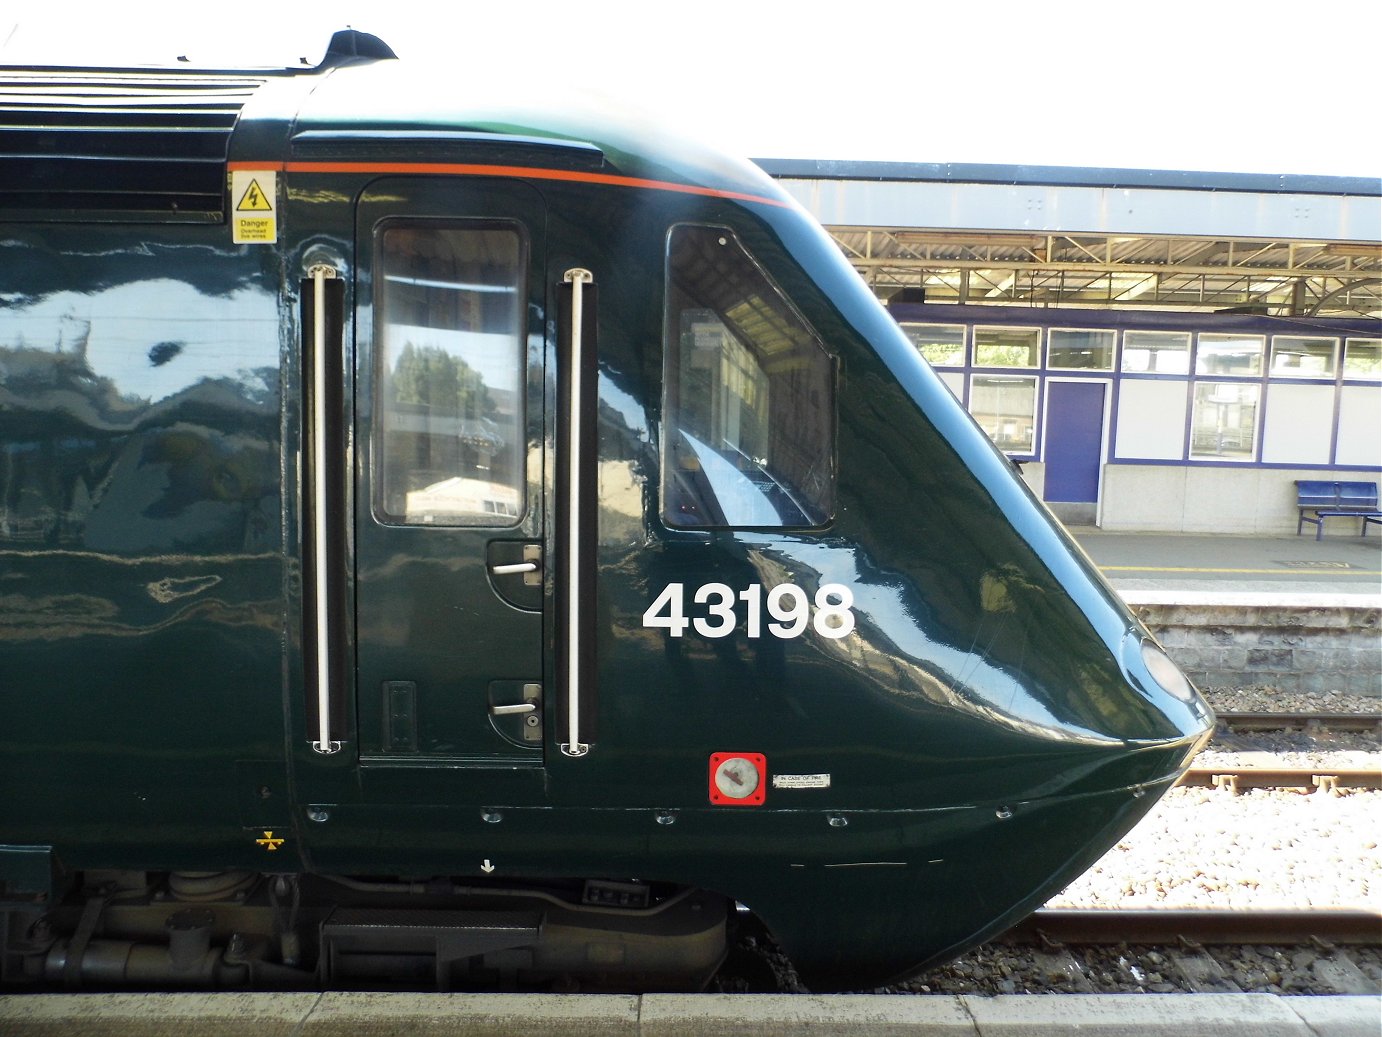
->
[[1, 992, 1379, 1036], [1070, 529, 1382, 597]]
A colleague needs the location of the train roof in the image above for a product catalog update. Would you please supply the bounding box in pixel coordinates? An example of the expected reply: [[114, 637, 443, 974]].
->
[[755, 158, 1381, 201], [0, 29, 786, 223]]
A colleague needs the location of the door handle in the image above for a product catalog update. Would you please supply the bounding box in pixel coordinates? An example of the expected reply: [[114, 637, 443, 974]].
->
[[488, 683, 542, 744], [489, 702, 537, 716], [488, 543, 542, 587], [490, 561, 539, 576]]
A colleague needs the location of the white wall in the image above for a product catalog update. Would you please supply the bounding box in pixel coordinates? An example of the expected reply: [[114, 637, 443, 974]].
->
[[1101, 466, 1382, 534], [1017, 461, 1045, 499], [1115, 380, 1187, 460], [935, 370, 964, 401], [1337, 385, 1382, 467], [1261, 383, 1336, 464]]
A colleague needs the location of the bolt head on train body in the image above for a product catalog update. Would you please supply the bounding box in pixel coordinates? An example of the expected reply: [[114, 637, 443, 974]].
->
[[0, 31, 1213, 992]]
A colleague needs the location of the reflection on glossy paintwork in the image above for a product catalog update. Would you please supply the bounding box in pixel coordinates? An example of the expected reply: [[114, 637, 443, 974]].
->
[[597, 372, 1148, 740], [597, 372, 651, 548], [0, 563, 278, 643], [5, 280, 273, 403], [621, 537, 1148, 747], [594, 375, 1184, 811], [145, 574, 224, 604], [0, 236, 286, 848], [763, 540, 1156, 746], [1, 275, 278, 552]]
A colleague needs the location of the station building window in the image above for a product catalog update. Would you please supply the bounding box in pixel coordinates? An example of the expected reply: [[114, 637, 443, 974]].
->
[[1048, 328, 1115, 370], [374, 222, 527, 527], [1196, 333, 1265, 376], [970, 375, 1037, 454], [1343, 338, 1382, 378], [1190, 382, 1260, 461], [888, 302, 1379, 471], [974, 326, 1041, 368], [901, 322, 966, 366], [661, 224, 835, 529], [1122, 330, 1190, 373], [1269, 335, 1337, 378]]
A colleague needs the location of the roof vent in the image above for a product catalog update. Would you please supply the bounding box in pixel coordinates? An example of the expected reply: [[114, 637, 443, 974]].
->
[[0, 30, 396, 222], [0, 70, 264, 221]]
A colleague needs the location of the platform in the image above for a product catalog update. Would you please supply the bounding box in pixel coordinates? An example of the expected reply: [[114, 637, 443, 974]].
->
[[1070, 529, 1382, 598], [1, 991, 1379, 1036]]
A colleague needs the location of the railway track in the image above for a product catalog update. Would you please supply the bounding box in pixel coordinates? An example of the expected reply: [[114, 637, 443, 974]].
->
[[720, 907, 1382, 995], [1004, 908, 1382, 946], [977, 908, 1382, 996], [1176, 764, 1381, 794], [1189, 709, 1381, 793], [1217, 711, 1382, 734]]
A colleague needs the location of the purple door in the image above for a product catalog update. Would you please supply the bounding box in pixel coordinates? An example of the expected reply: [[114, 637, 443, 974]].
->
[[1044, 382, 1106, 504]]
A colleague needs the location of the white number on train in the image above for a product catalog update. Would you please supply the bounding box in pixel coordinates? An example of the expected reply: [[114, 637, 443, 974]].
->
[[643, 583, 855, 640]]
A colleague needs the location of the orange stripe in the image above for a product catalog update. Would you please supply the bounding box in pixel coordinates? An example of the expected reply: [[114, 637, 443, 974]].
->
[[228, 159, 789, 208]]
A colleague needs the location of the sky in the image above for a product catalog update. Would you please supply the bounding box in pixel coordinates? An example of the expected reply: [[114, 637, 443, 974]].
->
[[5, 1, 1380, 178]]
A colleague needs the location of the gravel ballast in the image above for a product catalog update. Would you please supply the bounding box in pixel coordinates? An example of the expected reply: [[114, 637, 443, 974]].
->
[[1051, 684, 1379, 913]]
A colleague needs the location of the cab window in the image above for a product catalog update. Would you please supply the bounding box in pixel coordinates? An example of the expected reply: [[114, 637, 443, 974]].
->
[[661, 224, 835, 529]]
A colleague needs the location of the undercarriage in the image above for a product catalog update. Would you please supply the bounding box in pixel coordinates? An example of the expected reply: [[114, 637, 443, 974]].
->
[[0, 870, 729, 993]]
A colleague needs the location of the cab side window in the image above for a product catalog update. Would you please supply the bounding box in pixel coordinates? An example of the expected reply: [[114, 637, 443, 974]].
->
[[661, 225, 835, 529], [374, 222, 526, 526]]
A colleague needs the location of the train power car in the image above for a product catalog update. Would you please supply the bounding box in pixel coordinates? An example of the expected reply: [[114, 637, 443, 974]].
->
[[0, 31, 1214, 992]]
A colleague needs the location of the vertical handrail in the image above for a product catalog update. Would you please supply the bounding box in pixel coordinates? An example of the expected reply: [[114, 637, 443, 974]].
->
[[308, 263, 341, 755], [561, 268, 593, 758]]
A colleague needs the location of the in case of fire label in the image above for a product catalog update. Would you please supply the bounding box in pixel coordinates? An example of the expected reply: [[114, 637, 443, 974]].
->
[[772, 773, 831, 790]]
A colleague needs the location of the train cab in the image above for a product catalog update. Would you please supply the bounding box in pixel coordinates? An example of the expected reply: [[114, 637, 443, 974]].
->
[[0, 32, 1214, 991]]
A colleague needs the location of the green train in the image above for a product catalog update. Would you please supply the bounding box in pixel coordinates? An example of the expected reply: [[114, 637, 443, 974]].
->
[[0, 31, 1213, 991]]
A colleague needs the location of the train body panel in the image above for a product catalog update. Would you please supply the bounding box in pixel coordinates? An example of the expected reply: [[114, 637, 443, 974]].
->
[[0, 218, 290, 873], [0, 38, 1212, 991]]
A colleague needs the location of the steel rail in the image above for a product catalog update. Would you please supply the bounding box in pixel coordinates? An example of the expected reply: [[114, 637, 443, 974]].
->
[[1216, 711, 1382, 733], [1002, 908, 1382, 947]]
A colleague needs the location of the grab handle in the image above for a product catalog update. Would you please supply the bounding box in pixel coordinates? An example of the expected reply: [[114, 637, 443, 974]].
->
[[308, 263, 341, 755], [561, 268, 593, 758]]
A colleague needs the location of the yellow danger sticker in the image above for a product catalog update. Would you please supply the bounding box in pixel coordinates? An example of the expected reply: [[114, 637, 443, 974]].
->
[[237, 178, 273, 211], [231, 169, 277, 244]]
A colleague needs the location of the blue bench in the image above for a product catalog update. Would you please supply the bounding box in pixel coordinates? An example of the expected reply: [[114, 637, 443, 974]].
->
[[1295, 480, 1382, 540]]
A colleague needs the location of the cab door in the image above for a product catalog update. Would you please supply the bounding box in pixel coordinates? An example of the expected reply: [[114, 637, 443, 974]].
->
[[353, 179, 549, 782]]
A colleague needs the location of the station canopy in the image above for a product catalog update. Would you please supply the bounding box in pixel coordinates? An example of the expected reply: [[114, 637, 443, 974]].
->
[[759, 160, 1382, 317]]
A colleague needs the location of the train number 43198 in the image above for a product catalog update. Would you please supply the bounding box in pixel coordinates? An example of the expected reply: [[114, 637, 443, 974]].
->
[[642, 582, 855, 640]]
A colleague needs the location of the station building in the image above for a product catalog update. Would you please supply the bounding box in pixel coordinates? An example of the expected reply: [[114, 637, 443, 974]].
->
[[758, 161, 1381, 534]]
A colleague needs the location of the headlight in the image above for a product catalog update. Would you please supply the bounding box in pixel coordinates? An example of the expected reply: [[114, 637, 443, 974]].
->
[[1139, 638, 1196, 704]]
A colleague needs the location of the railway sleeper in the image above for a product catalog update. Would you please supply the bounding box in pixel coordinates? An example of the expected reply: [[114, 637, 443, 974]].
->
[[1168, 945, 1242, 993], [1178, 767, 1382, 794], [1028, 947, 1096, 993], [1308, 951, 1378, 995]]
